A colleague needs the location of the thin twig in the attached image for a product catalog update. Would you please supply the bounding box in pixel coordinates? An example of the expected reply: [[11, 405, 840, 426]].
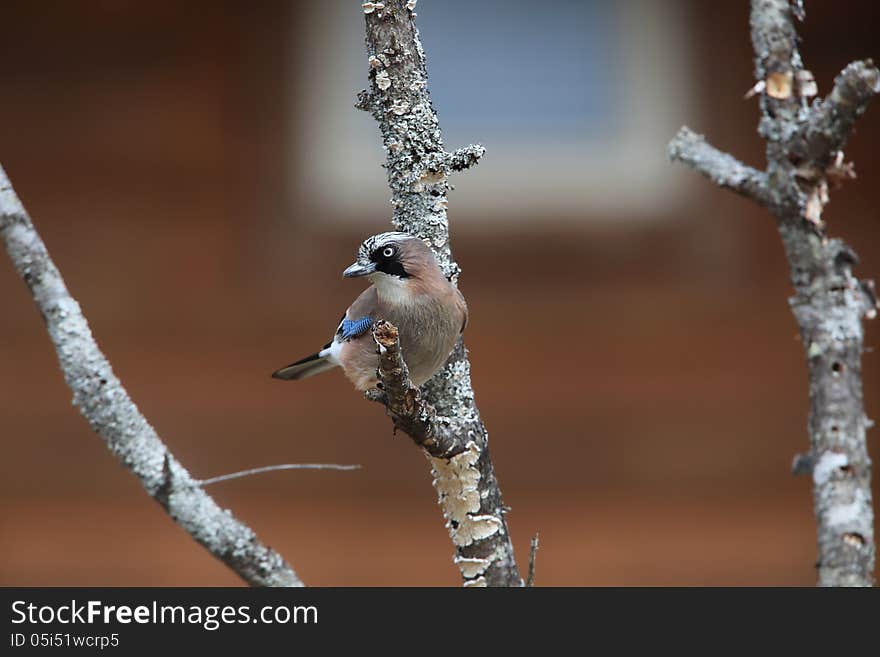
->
[[526, 534, 540, 588], [667, 127, 772, 207], [196, 463, 361, 487], [447, 144, 486, 172], [800, 60, 880, 165]]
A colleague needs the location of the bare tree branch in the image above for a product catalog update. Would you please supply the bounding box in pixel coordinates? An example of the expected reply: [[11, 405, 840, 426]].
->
[[668, 127, 772, 206], [0, 163, 302, 588], [447, 144, 486, 172], [669, 0, 878, 586], [801, 60, 880, 165], [361, 0, 521, 587], [368, 320, 463, 458]]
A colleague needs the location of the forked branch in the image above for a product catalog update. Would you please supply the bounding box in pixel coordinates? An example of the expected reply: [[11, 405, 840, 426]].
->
[[668, 0, 878, 586]]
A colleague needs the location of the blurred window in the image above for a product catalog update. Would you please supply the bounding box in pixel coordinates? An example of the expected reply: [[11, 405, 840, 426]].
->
[[422, 0, 618, 144], [297, 0, 693, 222]]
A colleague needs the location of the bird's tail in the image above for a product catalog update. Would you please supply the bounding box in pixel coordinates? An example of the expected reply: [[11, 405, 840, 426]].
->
[[271, 352, 337, 381]]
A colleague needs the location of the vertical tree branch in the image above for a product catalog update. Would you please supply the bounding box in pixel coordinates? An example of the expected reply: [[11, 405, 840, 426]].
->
[[669, 0, 878, 586], [359, 0, 521, 586], [0, 164, 302, 587]]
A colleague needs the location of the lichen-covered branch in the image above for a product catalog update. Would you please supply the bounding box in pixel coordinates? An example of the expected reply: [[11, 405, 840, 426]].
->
[[368, 320, 463, 458], [0, 163, 302, 588], [802, 60, 880, 166], [669, 0, 878, 586], [667, 127, 772, 206], [447, 144, 486, 172], [360, 0, 521, 586]]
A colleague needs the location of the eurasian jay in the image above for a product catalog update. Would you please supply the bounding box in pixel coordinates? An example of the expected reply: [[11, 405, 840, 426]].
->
[[272, 232, 468, 391]]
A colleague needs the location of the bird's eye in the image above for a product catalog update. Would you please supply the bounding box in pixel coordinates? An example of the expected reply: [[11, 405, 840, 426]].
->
[[381, 246, 395, 258]]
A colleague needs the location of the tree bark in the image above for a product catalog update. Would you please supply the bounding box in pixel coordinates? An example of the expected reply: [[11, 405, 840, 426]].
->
[[669, 0, 878, 586], [0, 164, 302, 587], [359, 0, 521, 587]]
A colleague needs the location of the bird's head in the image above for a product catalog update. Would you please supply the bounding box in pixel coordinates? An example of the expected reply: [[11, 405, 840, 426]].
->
[[343, 232, 442, 302], [344, 230, 437, 279]]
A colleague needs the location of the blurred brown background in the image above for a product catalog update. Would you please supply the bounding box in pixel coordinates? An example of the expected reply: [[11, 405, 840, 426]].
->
[[1, 0, 878, 586]]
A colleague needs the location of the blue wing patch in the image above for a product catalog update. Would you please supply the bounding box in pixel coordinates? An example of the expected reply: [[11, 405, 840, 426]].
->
[[339, 316, 373, 340]]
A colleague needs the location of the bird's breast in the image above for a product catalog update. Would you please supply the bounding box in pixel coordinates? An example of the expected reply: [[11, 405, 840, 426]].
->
[[338, 294, 463, 390], [389, 296, 462, 386]]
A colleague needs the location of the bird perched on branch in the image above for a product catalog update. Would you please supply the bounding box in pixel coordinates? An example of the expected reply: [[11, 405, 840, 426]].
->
[[272, 232, 467, 391]]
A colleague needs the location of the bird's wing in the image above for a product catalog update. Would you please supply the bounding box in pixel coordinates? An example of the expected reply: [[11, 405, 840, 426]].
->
[[324, 286, 378, 349], [273, 287, 382, 381], [333, 286, 380, 342], [339, 316, 373, 340]]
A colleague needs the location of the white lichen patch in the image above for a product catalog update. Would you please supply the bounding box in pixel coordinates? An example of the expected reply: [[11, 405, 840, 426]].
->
[[827, 489, 869, 528], [362, 2, 384, 14], [406, 0, 418, 11], [463, 576, 487, 588], [375, 70, 391, 90], [430, 441, 481, 524], [797, 69, 818, 97], [813, 451, 848, 485], [0, 184, 26, 216], [817, 300, 864, 343], [390, 100, 410, 115], [452, 515, 504, 547], [454, 556, 491, 579], [429, 440, 504, 553], [368, 55, 382, 69]]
